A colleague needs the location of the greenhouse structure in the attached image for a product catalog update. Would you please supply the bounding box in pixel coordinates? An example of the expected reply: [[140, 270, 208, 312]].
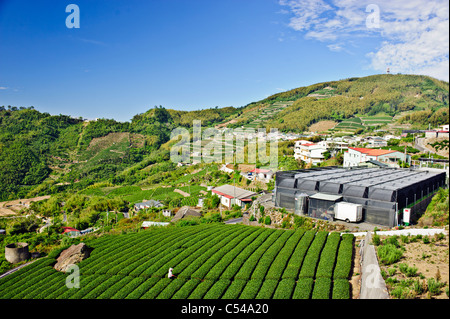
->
[[273, 167, 447, 227]]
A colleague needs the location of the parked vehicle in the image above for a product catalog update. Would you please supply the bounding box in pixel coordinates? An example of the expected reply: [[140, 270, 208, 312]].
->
[[333, 202, 363, 223]]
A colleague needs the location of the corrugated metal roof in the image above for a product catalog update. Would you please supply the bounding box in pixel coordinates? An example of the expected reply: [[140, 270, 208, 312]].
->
[[212, 185, 257, 199]]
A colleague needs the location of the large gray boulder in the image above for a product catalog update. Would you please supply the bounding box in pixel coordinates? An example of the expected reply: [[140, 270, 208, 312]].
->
[[54, 243, 92, 272]]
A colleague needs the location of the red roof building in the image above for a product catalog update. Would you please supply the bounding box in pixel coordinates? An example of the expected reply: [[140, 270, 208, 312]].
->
[[211, 184, 257, 209], [62, 227, 80, 234]]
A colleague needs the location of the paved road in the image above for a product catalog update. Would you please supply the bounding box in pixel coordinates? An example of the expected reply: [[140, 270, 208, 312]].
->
[[415, 137, 429, 153], [0, 259, 40, 280], [359, 232, 390, 299]]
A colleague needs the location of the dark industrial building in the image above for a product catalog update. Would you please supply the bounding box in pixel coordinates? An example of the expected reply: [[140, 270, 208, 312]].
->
[[273, 167, 447, 227]]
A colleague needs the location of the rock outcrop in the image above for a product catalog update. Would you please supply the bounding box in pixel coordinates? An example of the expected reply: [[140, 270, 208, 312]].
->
[[54, 243, 92, 272]]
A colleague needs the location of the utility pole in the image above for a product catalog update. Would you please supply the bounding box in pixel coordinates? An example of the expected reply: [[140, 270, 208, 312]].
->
[[234, 176, 236, 208]]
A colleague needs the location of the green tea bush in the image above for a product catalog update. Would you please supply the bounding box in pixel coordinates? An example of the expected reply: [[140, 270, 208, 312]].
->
[[333, 234, 354, 279], [377, 244, 403, 265], [311, 277, 331, 299], [332, 279, 350, 299], [292, 278, 314, 299]]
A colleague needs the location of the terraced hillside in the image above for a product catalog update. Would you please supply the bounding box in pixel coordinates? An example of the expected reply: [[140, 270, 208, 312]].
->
[[0, 224, 355, 299]]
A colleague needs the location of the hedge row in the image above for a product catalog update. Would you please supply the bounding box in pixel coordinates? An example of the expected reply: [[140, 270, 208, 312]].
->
[[141, 225, 237, 278], [204, 228, 265, 281], [177, 227, 250, 280], [298, 231, 328, 279], [191, 227, 258, 279], [315, 232, 341, 279], [250, 230, 295, 280], [97, 276, 134, 299], [292, 277, 314, 299], [333, 234, 354, 280], [0, 258, 55, 297], [126, 226, 219, 278], [118, 226, 221, 277], [188, 280, 215, 299], [272, 279, 296, 299], [332, 279, 351, 299], [220, 229, 275, 280], [203, 279, 231, 299], [156, 278, 187, 299], [124, 277, 160, 299], [239, 279, 264, 299], [255, 279, 279, 299], [234, 230, 284, 280], [171, 279, 201, 299], [110, 277, 145, 299], [311, 277, 332, 299], [82, 275, 124, 299], [264, 229, 305, 280], [22, 272, 66, 299], [221, 279, 247, 299], [281, 230, 316, 280], [61, 274, 110, 299], [103, 226, 213, 276], [141, 278, 172, 299], [0, 225, 355, 300], [81, 225, 200, 275], [8, 267, 57, 299]]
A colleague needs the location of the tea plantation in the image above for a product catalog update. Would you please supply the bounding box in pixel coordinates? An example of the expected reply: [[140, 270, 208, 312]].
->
[[0, 224, 354, 299]]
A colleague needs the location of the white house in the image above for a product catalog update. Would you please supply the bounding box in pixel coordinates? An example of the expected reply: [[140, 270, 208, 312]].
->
[[294, 142, 327, 165], [317, 140, 348, 153], [343, 147, 410, 168], [364, 136, 388, 148], [248, 168, 274, 182], [134, 200, 164, 211], [211, 184, 257, 209]]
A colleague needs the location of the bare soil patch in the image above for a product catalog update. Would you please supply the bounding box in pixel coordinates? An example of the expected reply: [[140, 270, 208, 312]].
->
[[87, 132, 129, 152], [309, 120, 337, 132], [378, 232, 449, 299], [0, 195, 51, 217]]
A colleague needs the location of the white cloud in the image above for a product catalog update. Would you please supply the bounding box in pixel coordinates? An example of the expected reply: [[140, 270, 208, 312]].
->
[[279, 0, 450, 81], [0, 86, 8, 90], [327, 43, 343, 52]]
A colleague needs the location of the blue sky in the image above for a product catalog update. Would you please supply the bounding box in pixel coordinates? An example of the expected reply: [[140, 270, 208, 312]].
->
[[0, 0, 448, 122]]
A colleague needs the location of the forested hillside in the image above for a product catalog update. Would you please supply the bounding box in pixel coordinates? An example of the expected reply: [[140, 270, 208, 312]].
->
[[0, 74, 448, 201], [0, 106, 238, 200]]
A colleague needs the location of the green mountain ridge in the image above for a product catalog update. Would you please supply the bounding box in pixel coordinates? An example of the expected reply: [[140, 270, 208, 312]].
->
[[0, 73, 448, 201]]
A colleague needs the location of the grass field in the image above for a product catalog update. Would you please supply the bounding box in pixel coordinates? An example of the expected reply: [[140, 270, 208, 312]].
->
[[0, 224, 355, 299]]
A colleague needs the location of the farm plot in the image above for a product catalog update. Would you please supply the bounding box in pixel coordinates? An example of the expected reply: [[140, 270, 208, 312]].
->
[[359, 116, 393, 127], [0, 224, 354, 299], [334, 118, 365, 132]]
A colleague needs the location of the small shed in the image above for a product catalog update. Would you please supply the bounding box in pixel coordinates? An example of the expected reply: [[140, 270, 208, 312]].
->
[[308, 193, 343, 220]]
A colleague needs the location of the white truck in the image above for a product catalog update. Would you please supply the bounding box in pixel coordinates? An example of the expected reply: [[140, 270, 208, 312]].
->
[[333, 202, 363, 223]]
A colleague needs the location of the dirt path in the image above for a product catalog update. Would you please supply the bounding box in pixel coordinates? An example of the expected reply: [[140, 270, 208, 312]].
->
[[0, 195, 51, 217], [174, 189, 190, 197]]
